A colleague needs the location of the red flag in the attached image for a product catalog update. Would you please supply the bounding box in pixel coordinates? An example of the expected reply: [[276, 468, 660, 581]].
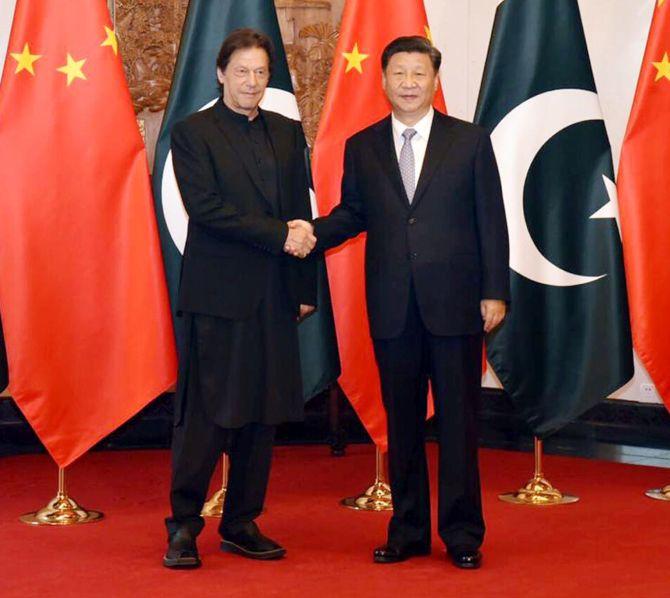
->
[[0, 0, 177, 467], [618, 0, 670, 408], [312, 0, 445, 449]]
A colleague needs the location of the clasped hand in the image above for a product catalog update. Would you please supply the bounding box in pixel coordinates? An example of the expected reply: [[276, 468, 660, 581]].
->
[[284, 220, 316, 258]]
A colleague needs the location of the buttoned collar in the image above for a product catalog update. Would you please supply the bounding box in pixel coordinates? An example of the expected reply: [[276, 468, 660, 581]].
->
[[391, 106, 434, 142], [219, 97, 263, 125]]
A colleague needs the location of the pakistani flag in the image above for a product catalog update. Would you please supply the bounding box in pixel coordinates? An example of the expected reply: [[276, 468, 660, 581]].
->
[[153, 0, 340, 400], [475, 0, 633, 436]]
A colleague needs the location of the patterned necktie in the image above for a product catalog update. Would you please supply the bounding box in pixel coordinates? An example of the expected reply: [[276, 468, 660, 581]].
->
[[399, 128, 417, 203]]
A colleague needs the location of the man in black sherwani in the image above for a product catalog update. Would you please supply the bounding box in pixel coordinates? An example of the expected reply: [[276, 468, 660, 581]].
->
[[163, 28, 317, 569]]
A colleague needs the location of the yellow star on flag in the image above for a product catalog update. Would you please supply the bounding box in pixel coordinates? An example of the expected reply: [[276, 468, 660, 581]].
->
[[101, 26, 118, 55], [652, 52, 670, 82], [659, 0, 666, 8], [10, 43, 42, 76], [57, 54, 87, 86], [424, 26, 434, 44], [343, 43, 369, 74]]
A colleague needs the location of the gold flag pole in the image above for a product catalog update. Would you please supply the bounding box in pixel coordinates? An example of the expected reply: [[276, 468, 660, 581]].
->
[[20, 467, 103, 525], [645, 485, 670, 501], [341, 446, 393, 511], [201, 454, 229, 517], [499, 437, 579, 505]]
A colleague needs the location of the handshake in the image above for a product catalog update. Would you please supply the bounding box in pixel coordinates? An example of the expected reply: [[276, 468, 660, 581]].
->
[[284, 219, 317, 259]]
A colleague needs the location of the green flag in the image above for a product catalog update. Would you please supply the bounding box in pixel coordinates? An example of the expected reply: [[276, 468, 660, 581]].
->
[[475, 0, 633, 436], [152, 0, 339, 400]]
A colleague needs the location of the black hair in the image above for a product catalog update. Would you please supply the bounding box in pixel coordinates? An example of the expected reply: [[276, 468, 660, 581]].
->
[[216, 28, 275, 75], [381, 36, 441, 72]]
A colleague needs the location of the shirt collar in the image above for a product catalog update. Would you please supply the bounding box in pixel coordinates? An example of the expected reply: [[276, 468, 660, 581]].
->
[[391, 106, 434, 141], [220, 97, 263, 125]]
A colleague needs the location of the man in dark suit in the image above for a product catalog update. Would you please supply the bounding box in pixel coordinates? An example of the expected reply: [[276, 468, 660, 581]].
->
[[163, 29, 317, 569], [292, 36, 509, 569]]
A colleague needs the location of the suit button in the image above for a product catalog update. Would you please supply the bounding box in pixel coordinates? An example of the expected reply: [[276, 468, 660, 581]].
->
[[408, 217, 417, 225], [409, 252, 418, 260]]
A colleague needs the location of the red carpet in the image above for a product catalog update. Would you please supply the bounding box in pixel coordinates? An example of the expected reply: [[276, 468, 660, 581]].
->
[[2, 445, 670, 597]]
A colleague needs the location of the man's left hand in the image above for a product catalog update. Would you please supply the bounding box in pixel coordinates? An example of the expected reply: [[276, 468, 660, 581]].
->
[[298, 304, 316, 321], [480, 299, 506, 333]]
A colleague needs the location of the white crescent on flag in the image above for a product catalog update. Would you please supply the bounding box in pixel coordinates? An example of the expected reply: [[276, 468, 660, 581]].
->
[[490, 88, 610, 287]]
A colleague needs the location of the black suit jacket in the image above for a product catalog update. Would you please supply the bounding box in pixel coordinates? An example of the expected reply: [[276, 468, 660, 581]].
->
[[171, 99, 316, 319], [314, 111, 509, 339]]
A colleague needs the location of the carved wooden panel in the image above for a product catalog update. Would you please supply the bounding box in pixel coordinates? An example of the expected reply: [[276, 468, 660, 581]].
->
[[114, 0, 188, 166], [286, 22, 338, 146], [276, 1, 336, 145], [276, 0, 331, 45], [116, 0, 188, 114]]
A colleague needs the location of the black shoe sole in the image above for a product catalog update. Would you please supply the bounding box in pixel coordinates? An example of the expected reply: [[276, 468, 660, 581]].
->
[[220, 540, 286, 560], [373, 555, 406, 564], [163, 556, 202, 569], [373, 549, 431, 564], [452, 559, 482, 569], [449, 552, 482, 570]]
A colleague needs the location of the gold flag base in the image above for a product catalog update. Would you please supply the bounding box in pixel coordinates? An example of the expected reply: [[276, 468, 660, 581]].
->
[[499, 438, 579, 506], [201, 454, 228, 518], [499, 474, 579, 506], [341, 447, 393, 511], [20, 468, 103, 526], [201, 487, 226, 518], [341, 479, 393, 511], [645, 485, 670, 501]]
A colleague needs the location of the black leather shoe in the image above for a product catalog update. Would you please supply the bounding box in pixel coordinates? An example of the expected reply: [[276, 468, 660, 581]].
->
[[449, 549, 482, 569], [163, 528, 201, 569], [220, 522, 286, 560], [373, 543, 431, 564]]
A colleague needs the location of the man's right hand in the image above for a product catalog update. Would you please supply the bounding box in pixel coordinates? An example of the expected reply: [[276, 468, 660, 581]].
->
[[284, 220, 316, 258]]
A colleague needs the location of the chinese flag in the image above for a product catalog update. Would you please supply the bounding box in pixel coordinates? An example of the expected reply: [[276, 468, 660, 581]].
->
[[618, 0, 670, 409], [0, 0, 177, 467], [312, 0, 445, 449]]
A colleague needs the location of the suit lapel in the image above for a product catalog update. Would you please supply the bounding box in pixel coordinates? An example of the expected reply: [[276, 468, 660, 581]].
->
[[410, 112, 456, 212], [212, 100, 272, 208], [372, 116, 411, 210]]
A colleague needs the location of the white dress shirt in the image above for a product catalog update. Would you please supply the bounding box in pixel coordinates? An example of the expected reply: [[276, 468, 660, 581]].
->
[[391, 107, 434, 186]]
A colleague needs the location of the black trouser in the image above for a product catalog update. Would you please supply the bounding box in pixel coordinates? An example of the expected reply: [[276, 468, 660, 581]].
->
[[166, 387, 275, 540], [372, 290, 484, 552]]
